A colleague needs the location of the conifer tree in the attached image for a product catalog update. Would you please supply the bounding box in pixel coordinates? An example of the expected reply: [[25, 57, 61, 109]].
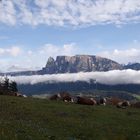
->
[[9, 81, 18, 92], [3, 77, 9, 91]]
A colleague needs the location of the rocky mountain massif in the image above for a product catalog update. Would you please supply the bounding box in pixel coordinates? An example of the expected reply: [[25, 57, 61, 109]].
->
[[39, 55, 122, 74], [1, 55, 140, 76]]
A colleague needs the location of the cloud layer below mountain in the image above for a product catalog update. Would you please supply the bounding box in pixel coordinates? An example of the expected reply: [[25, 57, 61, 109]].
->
[[4, 70, 140, 85]]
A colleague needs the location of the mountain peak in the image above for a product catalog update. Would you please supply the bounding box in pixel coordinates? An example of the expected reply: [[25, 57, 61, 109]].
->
[[42, 55, 122, 74], [46, 57, 55, 67]]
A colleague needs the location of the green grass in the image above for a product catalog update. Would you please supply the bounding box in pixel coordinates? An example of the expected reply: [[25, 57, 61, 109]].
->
[[0, 96, 140, 140], [133, 94, 140, 101]]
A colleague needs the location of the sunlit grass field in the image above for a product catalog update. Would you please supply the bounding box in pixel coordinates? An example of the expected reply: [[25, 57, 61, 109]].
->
[[0, 95, 140, 140]]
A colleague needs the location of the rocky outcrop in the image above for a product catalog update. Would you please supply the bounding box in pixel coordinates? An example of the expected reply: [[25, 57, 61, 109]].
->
[[41, 55, 122, 74]]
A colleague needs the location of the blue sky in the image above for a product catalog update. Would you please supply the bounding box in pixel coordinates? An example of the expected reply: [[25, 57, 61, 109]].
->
[[0, 0, 140, 72]]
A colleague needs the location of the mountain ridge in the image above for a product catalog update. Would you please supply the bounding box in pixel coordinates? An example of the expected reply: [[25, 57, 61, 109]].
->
[[39, 55, 122, 74], [1, 55, 140, 76]]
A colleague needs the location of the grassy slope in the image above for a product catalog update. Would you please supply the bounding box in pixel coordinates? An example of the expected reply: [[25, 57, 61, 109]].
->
[[0, 96, 140, 140], [133, 94, 140, 100]]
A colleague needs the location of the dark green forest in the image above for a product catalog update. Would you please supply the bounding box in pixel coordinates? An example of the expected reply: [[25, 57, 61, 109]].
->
[[0, 77, 18, 96]]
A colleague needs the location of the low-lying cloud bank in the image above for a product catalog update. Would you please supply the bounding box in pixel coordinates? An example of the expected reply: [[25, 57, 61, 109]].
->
[[2, 70, 140, 85]]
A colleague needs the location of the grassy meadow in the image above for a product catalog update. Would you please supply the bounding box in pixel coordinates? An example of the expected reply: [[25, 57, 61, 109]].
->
[[0, 95, 140, 140]]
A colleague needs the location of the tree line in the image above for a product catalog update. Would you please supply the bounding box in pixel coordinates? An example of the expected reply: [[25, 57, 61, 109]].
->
[[0, 77, 18, 96]]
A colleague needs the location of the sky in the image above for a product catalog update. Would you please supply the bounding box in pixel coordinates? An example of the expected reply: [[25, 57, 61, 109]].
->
[[0, 0, 140, 72]]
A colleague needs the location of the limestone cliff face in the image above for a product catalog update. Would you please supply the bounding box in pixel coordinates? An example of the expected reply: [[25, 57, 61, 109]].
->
[[42, 55, 122, 74]]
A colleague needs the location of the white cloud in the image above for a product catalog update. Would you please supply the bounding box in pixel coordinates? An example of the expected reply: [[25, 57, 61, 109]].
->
[[99, 48, 140, 64], [1, 0, 140, 27], [0, 0, 16, 25], [0, 46, 22, 57], [39, 43, 77, 57], [6, 64, 38, 72], [7, 46, 22, 57], [27, 50, 33, 55], [6, 70, 140, 85]]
